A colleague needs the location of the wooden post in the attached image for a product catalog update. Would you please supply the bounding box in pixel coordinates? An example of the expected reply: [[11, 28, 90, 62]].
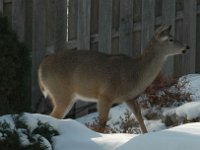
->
[[162, 0, 175, 75], [98, 0, 112, 53], [119, 0, 133, 56], [31, 0, 46, 112]]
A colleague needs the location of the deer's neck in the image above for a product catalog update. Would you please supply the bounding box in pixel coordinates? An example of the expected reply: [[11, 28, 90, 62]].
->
[[134, 45, 167, 91]]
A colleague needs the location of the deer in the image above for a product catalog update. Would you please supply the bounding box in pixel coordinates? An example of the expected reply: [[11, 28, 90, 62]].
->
[[38, 25, 189, 133]]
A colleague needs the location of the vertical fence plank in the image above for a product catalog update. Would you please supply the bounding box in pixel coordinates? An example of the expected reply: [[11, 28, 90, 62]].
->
[[174, 20, 184, 76], [91, 0, 99, 36], [24, 0, 33, 46], [12, 0, 26, 41], [90, 0, 99, 51], [141, 0, 155, 51], [45, 0, 56, 54], [132, 0, 142, 59], [55, 0, 67, 51], [68, 0, 78, 41], [162, 0, 176, 74], [111, 0, 120, 54], [196, 15, 200, 73], [119, 0, 133, 55], [77, 0, 91, 50], [182, 0, 196, 74], [98, 0, 112, 53], [0, 0, 3, 13], [32, 0, 46, 111]]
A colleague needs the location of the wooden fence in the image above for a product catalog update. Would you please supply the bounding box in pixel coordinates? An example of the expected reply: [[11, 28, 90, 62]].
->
[[0, 0, 200, 117]]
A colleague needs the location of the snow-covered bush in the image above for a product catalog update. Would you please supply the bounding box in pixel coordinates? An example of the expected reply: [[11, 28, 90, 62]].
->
[[0, 114, 59, 150]]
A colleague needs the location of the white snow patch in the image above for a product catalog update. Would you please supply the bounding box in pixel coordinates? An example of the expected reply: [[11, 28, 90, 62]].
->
[[179, 74, 200, 101], [164, 102, 200, 120], [117, 123, 200, 150]]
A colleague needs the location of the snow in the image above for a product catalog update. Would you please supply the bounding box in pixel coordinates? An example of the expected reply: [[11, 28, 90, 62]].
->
[[164, 101, 200, 120], [117, 123, 200, 150], [1, 113, 200, 150], [1, 74, 200, 150], [179, 74, 200, 101]]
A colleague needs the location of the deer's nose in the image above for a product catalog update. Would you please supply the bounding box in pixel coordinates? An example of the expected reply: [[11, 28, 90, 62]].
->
[[182, 46, 189, 54], [182, 50, 187, 54], [186, 45, 190, 49]]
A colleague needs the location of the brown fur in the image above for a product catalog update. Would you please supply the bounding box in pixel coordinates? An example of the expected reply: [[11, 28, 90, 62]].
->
[[38, 25, 188, 133]]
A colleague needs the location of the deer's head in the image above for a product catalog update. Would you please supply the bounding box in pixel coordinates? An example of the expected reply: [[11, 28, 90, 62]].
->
[[153, 25, 189, 56]]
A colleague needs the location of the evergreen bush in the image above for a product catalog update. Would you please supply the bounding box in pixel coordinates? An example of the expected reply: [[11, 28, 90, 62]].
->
[[0, 114, 59, 150], [0, 15, 31, 115]]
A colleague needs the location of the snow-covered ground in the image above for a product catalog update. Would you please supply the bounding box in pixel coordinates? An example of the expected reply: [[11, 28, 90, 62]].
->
[[1, 74, 200, 150], [1, 113, 200, 150]]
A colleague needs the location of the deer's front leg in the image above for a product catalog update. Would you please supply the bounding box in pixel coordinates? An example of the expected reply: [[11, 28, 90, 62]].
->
[[125, 99, 148, 133], [97, 96, 112, 132]]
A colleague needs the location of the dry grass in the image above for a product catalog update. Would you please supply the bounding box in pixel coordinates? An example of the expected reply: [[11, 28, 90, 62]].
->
[[141, 73, 192, 108], [85, 109, 141, 134]]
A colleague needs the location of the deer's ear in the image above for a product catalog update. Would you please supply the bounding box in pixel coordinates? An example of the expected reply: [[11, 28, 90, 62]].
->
[[155, 25, 171, 40]]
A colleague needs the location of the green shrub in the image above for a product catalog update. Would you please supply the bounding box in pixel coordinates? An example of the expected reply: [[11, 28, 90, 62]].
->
[[0, 15, 31, 115]]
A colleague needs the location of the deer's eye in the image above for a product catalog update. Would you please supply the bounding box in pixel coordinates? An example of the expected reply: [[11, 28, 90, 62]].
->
[[169, 39, 174, 42]]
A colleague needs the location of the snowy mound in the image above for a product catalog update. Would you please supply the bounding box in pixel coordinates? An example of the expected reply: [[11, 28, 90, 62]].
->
[[0, 113, 200, 150], [164, 101, 200, 120], [118, 123, 200, 150]]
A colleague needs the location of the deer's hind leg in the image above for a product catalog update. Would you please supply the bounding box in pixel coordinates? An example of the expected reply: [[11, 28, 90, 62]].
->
[[125, 99, 148, 133], [42, 82, 75, 119], [49, 93, 75, 119]]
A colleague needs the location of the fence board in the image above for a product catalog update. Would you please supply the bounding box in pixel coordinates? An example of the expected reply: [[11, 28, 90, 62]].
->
[[112, 0, 120, 30], [90, 0, 99, 51], [162, 0, 176, 74], [132, 0, 142, 59], [45, 0, 56, 54], [68, 0, 78, 41], [12, 0, 25, 41], [24, 0, 33, 46], [196, 15, 200, 73], [182, 0, 197, 74], [3, 1, 12, 21], [174, 20, 184, 76], [98, 0, 112, 53], [141, 0, 155, 51], [77, 0, 91, 50], [111, 0, 120, 54], [119, 0, 133, 55], [0, 0, 3, 13], [91, 0, 98, 35], [31, 0, 46, 111], [55, 0, 67, 51]]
